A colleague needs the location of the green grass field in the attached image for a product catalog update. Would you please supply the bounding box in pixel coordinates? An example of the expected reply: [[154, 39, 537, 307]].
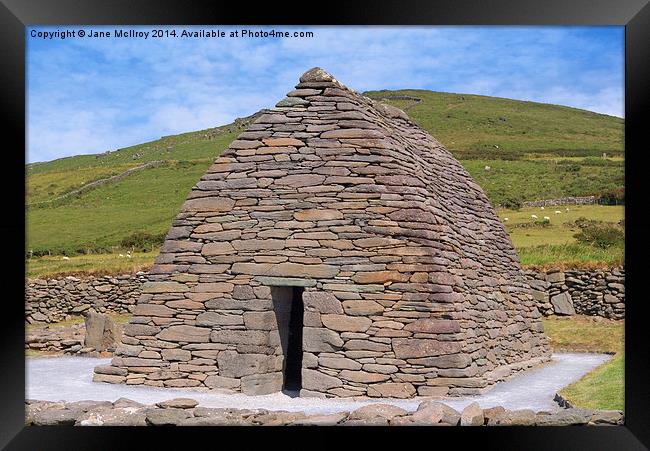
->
[[498, 204, 624, 268], [500, 204, 623, 247], [26, 125, 243, 177], [543, 315, 624, 411], [27, 161, 212, 255], [543, 316, 623, 354], [27, 164, 139, 205], [464, 159, 623, 208], [516, 244, 623, 269], [27, 252, 158, 278], [373, 90, 624, 208]]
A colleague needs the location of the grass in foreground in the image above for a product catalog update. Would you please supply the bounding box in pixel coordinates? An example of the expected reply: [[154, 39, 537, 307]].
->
[[560, 353, 624, 411], [543, 315, 624, 410]]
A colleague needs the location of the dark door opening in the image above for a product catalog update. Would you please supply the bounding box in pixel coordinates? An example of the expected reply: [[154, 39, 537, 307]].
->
[[271, 286, 304, 394]]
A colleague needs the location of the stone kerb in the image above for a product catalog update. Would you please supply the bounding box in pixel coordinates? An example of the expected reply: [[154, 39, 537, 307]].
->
[[25, 398, 625, 426]]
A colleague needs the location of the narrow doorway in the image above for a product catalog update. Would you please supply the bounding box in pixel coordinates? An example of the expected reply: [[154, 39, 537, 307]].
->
[[271, 286, 304, 394]]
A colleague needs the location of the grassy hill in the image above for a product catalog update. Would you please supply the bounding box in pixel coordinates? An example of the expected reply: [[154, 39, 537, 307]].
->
[[26, 90, 624, 260], [366, 90, 623, 159]]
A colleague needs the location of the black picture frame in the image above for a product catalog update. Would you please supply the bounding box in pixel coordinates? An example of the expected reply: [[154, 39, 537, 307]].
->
[[3, 1, 649, 449]]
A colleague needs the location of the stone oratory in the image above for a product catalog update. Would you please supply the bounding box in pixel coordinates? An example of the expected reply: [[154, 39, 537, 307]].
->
[[95, 68, 551, 398]]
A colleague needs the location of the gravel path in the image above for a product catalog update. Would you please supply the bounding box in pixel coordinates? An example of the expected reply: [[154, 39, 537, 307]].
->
[[26, 352, 610, 415]]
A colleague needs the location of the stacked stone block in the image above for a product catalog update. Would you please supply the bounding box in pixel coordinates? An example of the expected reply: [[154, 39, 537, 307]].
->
[[525, 267, 624, 319], [95, 68, 551, 397], [26, 273, 145, 323]]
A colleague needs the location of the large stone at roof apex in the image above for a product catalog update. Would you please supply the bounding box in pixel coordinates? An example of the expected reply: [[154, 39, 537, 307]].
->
[[299, 67, 335, 83]]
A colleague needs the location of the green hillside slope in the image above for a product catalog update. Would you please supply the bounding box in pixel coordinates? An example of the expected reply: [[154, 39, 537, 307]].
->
[[365, 90, 623, 159], [26, 91, 624, 256]]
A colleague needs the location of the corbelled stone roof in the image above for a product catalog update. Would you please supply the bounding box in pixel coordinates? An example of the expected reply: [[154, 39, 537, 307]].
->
[[96, 68, 551, 398]]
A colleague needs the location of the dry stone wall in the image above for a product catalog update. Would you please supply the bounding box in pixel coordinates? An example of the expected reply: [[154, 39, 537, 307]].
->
[[96, 68, 551, 398], [524, 267, 624, 319], [521, 196, 596, 208], [26, 273, 146, 323], [25, 267, 625, 325]]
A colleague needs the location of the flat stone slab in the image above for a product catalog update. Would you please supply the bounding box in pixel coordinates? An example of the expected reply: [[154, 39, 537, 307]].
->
[[26, 353, 611, 415]]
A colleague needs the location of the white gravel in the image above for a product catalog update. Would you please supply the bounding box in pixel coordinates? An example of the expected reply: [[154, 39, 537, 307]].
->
[[26, 352, 611, 415]]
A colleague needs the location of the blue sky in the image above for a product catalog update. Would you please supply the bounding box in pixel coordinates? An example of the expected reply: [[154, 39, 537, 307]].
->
[[27, 26, 624, 163]]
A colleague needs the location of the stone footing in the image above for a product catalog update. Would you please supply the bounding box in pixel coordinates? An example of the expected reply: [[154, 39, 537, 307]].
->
[[25, 398, 624, 426]]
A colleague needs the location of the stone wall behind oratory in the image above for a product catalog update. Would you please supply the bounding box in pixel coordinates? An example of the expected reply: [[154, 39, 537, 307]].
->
[[26, 267, 625, 323]]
